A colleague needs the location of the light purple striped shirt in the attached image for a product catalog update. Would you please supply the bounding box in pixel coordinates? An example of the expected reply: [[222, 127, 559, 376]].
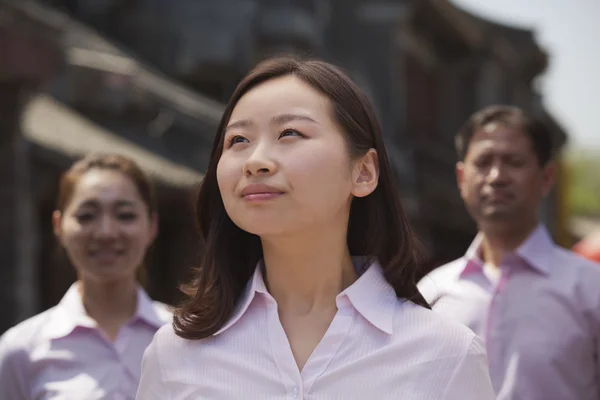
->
[[419, 224, 600, 399], [0, 283, 171, 399], [136, 259, 495, 399]]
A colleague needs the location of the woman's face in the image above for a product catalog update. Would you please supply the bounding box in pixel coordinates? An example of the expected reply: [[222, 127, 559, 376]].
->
[[217, 75, 378, 238], [53, 169, 157, 284]]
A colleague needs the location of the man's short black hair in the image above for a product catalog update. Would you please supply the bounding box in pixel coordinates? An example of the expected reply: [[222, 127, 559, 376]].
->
[[455, 105, 553, 166]]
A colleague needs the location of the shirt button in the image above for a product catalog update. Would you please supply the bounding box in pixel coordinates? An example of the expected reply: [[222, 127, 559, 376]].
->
[[292, 387, 299, 398]]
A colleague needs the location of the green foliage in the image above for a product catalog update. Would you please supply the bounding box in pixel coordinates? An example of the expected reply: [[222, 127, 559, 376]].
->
[[566, 149, 600, 217]]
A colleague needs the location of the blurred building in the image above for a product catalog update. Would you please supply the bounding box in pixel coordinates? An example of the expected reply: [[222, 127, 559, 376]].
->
[[0, 0, 61, 333], [396, 1, 569, 263], [0, 0, 221, 333], [0, 0, 568, 332]]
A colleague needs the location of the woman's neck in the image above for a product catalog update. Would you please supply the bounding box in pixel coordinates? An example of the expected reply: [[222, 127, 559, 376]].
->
[[78, 277, 138, 340], [261, 227, 357, 315]]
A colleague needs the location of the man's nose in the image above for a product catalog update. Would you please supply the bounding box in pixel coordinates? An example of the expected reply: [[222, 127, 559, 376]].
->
[[487, 163, 509, 184]]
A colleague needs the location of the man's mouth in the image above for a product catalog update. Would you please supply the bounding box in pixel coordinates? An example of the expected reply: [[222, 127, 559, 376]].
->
[[484, 190, 512, 202]]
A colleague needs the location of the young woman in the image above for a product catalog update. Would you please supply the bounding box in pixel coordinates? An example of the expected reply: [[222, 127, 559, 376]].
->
[[136, 57, 495, 399], [0, 154, 171, 399]]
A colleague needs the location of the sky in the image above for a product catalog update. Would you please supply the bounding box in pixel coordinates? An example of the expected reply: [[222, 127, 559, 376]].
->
[[451, 0, 600, 151]]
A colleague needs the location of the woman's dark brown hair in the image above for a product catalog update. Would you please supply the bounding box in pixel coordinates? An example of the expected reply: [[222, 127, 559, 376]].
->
[[174, 56, 429, 340], [56, 153, 157, 284]]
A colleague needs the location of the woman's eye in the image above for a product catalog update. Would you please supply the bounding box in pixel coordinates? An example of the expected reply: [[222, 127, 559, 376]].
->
[[76, 213, 95, 223], [279, 129, 302, 138], [227, 135, 249, 147], [117, 212, 138, 221], [233, 136, 249, 143]]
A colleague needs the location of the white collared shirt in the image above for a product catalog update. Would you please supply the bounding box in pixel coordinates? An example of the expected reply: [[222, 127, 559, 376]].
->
[[0, 282, 171, 399], [137, 260, 495, 399], [419, 224, 600, 399]]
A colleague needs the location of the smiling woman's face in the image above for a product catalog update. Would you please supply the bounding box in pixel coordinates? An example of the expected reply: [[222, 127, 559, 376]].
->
[[53, 169, 157, 284], [216, 75, 364, 238]]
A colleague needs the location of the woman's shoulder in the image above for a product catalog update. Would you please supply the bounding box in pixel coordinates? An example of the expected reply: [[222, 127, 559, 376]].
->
[[391, 300, 482, 359], [0, 307, 59, 359], [150, 301, 174, 324], [153, 323, 178, 342], [146, 323, 208, 370], [391, 303, 494, 398], [1, 307, 60, 345], [150, 323, 196, 351]]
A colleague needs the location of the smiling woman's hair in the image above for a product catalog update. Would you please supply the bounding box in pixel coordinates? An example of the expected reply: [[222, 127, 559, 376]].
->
[[56, 153, 156, 214], [173, 56, 430, 340]]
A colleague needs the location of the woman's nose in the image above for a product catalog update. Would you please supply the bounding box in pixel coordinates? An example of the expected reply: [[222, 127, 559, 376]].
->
[[243, 144, 277, 176]]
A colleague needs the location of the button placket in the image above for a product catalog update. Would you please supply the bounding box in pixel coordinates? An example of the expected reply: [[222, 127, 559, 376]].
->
[[485, 260, 512, 372], [302, 297, 355, 395], [113, 324, 140, 382], [263, 296, 303, 399]]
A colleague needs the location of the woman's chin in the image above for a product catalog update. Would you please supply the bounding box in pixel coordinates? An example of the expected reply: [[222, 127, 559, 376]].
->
[[80, 266, 137, 285], [235, 219, 295, 238]]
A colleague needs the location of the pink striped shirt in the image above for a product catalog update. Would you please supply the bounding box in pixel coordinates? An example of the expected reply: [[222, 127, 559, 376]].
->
[[0, 283, 171, 399], [136, 259, 495, 399], [419, 224, 600, 399]]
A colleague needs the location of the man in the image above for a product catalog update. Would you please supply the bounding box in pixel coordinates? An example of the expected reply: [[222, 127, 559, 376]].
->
[[419, 105, 600, 399]]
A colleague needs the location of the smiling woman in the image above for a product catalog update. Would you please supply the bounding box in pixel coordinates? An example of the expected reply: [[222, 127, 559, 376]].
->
[[136, 56, 496, 399], [0, 154, 172, 399], [54, 155, 158, 286]]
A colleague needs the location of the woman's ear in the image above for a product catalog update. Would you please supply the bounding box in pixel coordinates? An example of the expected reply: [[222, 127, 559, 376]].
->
[[351, 149, 379, 198]]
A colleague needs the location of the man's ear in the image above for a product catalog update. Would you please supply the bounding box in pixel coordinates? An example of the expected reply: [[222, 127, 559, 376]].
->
[[541, 161, 556, 197], [456, 161, 466, 200]]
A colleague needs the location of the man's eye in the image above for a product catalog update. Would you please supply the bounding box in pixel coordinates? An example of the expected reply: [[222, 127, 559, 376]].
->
[[474, 158, 491, 167]]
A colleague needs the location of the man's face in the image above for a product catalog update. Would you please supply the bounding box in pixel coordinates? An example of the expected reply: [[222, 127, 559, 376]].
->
[[456, 123, 554, 226]]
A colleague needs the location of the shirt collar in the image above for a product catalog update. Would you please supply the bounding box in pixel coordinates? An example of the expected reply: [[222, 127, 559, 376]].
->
[[340, 258, 396, 335], [214, 257, 397, 336], [461, 224, 555, 278], [213, 262, 269, 336], [44, 282, 166, 340]]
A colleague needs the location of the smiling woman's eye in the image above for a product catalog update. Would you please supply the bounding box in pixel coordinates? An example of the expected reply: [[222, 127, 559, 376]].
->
[[117, 212, 138, 221], [76, 213, 95, 223]]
